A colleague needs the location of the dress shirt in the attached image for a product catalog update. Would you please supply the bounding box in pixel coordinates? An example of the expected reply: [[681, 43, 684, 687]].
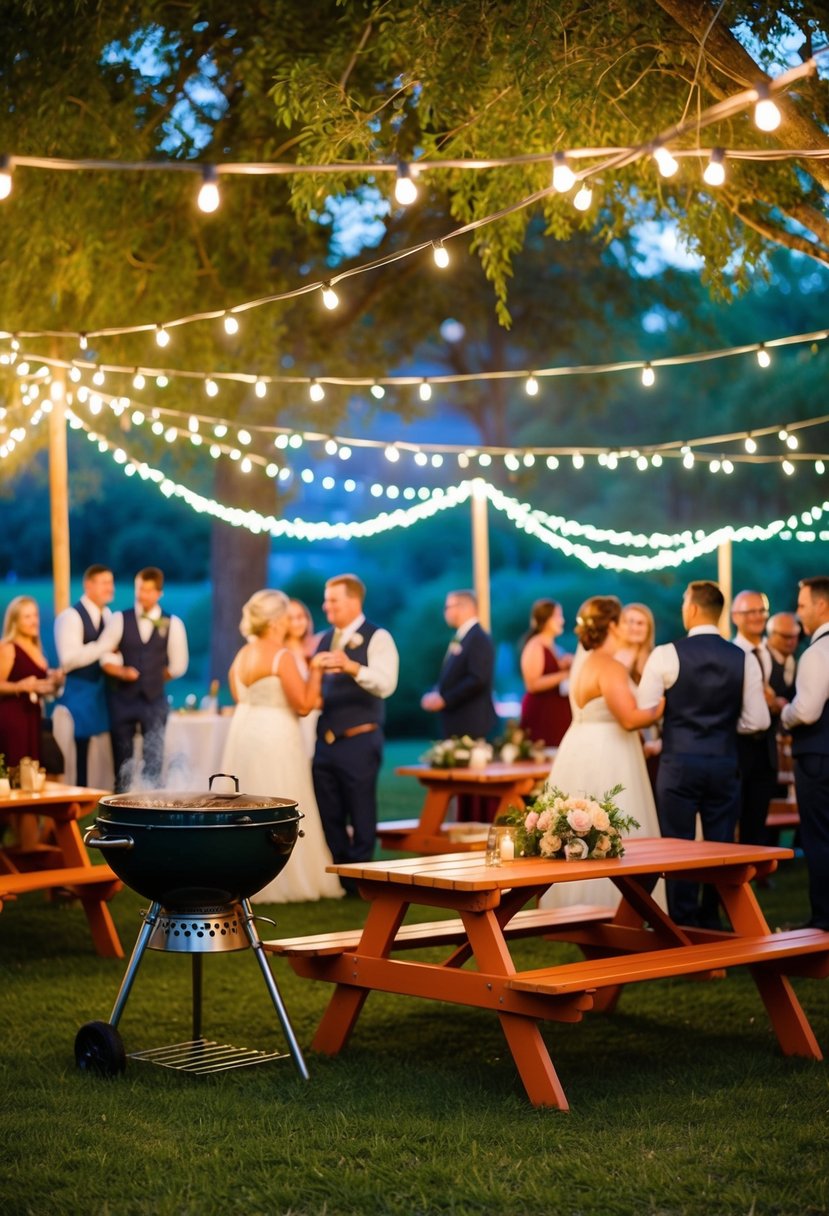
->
[[732, 633, 773, 681], [638, 624, 770, 733], [781, 622, 829, 730], [104, 605, 189, 679], [454, 617, 478, 642], [336, 613, 399, 700], [54, 595, 118, 671]]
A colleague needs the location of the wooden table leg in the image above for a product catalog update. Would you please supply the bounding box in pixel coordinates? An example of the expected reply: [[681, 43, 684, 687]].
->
[[49, 807, 124, 959]]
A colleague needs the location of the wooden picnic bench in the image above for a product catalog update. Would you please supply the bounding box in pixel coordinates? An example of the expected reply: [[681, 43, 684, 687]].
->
[[268, 839, 829, 1110]]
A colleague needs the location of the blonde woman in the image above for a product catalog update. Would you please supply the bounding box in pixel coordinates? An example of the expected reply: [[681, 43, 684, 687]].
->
[[616, 602, 656, 685], [0, 596, 62, 767], [221, 589, 342, 903], [285, 598, 321, 757]]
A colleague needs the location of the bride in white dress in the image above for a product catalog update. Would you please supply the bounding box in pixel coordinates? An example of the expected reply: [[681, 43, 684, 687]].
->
[[221, 589, 343, 904], [540, 596, 665, 912]]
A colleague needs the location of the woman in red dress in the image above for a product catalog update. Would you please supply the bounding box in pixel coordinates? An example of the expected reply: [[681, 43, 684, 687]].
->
[[519, 599, 574, 748], [0, 596, 62, 766]]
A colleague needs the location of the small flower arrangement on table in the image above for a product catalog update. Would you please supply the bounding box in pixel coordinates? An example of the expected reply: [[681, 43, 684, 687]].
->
[[422, 735, 493, 769], [493, 721, 546, 764], [503, 783, 639, 860]]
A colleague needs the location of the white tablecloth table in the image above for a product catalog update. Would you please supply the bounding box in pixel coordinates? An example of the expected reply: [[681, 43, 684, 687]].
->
[[163, 711, 233, 787]]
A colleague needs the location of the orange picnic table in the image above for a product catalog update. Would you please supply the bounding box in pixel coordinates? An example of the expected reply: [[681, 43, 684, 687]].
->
[[379, 760, 550, 853], [265, 838, 829, 1110], [0, 783, 123, 957]]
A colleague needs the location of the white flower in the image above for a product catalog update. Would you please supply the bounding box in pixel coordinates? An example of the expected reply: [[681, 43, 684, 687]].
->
[[590, 807, 611, 831], [565, 839, 589, 860], [346, 633, 364, 649]]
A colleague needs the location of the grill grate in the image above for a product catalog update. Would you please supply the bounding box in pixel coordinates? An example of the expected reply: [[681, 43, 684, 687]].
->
[[128, 1038, 289, 1074]]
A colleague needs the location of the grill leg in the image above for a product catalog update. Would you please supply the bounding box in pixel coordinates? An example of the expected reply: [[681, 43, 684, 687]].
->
[[241, 900, 309, 1081], [108, 901, 160, 1028], [192, 954, 203, 1041]]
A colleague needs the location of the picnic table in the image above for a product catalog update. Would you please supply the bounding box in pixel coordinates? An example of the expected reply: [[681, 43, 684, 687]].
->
[[378, 759, 550, 853], [0, 783, 123, 957], [265, 837, 829, 1110]]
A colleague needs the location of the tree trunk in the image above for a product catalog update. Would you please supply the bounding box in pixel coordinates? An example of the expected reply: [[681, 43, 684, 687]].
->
[[209, 460, 276, 686]]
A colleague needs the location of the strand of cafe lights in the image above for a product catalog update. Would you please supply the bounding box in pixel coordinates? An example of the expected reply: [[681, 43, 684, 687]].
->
[[0, 54, 826, 348], [4, 313, 829, 430], [61, 418, 829, 574]]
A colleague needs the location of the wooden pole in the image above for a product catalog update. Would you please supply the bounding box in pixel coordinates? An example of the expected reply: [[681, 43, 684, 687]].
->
[[471, 480, 491, 631], [48, 368, 71, 613], [717, 538, 732, 638]]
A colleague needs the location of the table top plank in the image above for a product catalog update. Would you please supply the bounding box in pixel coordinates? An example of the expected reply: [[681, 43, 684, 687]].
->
[[396, 761, 550, 785]]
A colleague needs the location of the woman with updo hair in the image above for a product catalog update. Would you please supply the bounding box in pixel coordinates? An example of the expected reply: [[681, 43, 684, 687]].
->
[[221, 589, 343, 903], [540, 594, 666, 913], [519, 599, 573, 748]]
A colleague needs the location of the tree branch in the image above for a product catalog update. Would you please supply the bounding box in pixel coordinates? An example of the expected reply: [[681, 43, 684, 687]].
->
[[733, 205, 829, 266]]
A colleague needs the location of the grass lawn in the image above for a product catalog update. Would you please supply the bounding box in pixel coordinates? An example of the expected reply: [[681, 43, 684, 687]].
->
[[1, 742, 827, 1215]]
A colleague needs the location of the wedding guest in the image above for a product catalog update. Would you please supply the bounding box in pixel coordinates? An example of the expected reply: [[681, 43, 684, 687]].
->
[[286, 598, 321, 757], [781, 576, 829, 930], [313, 574, 399, 888], [0, 596, 63, 849], [421, 589, 496, 739], [53, 563, 120, 787], [519, 599, 573, 748], [639, 579, 770, 929], [103, 567, 188, 791], [767, 612, 800, 706], [221, 589, 342, 903], [615, 602, 656, 685], [730, 589, 778, 849]]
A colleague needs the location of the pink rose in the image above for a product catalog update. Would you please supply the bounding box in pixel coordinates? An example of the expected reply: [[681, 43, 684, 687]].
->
[[524, 811, 539, 831], [590, 807, 610, 831], [536, 810, 553, 832], [539, 832, 563, 857], [566, 808, 592, 834], [592, 834, 612, 854]]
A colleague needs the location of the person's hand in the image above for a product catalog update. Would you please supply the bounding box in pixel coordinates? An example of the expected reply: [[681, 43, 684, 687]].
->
[[16, 675, 40, 693], [421, 691, 445, 712], [558, 652, 574, 670], [117, 666, 141, 683], [763, 683, 778, 708]]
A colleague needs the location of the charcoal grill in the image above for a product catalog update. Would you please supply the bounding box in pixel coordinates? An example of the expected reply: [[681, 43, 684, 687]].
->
[[74, 774, 309, 1079]]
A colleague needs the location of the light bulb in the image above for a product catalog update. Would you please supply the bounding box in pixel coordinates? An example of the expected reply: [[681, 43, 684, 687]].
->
[[384, 445, 399, 463], [156, 374, 168, 388], [552, 152, 575, 193], [787, 434, 799, 450], [394, 162, 418, 206], [197, 166, 220, 213], [756, 345, 771, 368], [92, 369, 105, 386], [573, 185, 592, 211], [653, 145, 678, 178], [641, 363, 655, 387], [254, 378, 266, 398], [432, 241, 449, 268], [223, 312, 239, 335], [572, 452, 584, 469], [69, 367, 82, 383], [132, 371, 145, 390], [703, 148, 726, 187], [754, 83, 781, 132], [205, 378, 218, 397], [324, 439, 338, 456], [155, 325, 170, 348], [745, 435, 757, 454], [782, 460, 795, 476], [683, 452, 695, 469], [188, 415, 199, 433], [370, 383, 385, 399], [79, 333, 88, 351], [309, 380, 325, 402], [0, 154, 12, 200], [419, 380, 432, 402], [525, 375, 539, 396], [321, 283, 339, 310], [816, 460, 825, 475]]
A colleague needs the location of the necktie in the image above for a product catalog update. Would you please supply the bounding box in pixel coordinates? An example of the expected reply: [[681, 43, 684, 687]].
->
[[331, 629, 343, 651]]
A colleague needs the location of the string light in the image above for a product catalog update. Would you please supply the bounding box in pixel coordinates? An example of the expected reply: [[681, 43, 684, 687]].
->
[[223, 312, 239, 335], [703, 148, 726, 187], [745, 434, 757, 454], [132, 371, 145, 390], [321, 283, 339, 311], [432, 241, 450, 269], [653, 145, 678, 177], [756, 344, 771, 367], [254, 378, 267, 398], [525, 375, 539, 396], [419, 380, 432, 402], [205, 378, 218, 397], [641, 363, 655, 387], [573, 184, 593, 211], [309, 380, 325, 402], [754, 82, 782, 132], [197, 165, 220, 213], [0, 154, 12, 200], [394, 162, 418, 206], [782, 459, 795, 475], [155, 325, 170, 348], [552, 152, 575, 193], [370, 383, 385, 399]]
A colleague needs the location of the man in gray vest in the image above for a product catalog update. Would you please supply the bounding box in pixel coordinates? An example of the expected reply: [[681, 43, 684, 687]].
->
[[104, 567, 189, 792], [639, 580, 769, 928], [781, 576, 829, 930], [312, 573, 399, 888], [730, 589, 778, 848]]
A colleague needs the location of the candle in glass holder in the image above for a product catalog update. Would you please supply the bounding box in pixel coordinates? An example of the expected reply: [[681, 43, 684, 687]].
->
[[500, 833, 515, 862]]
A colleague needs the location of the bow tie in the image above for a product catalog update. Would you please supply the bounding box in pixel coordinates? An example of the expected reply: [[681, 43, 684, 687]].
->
[[140, 613, 157, 623]]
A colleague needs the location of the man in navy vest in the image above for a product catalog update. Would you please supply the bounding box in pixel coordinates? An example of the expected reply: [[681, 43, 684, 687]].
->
[[421, 589, 496, 739], [639, 580, 770, 928], [312, 573, 399, 888], [781, 576, 829, 930], [104, 567, 189, 792], [54, 564, 120, 786]]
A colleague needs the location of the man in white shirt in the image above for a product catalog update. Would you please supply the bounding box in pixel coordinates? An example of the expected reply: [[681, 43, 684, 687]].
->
[[639, 579, 770, 928], [767, 612, 800, 706], [730, 589, 779, 849], [312, 573, 399, 887], [781, 576, 829, 930], [103, 566, 189, 791], [53, 564, 121, 787]]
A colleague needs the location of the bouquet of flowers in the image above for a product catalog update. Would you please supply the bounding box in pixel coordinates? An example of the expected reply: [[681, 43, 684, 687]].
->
[[503, 783, 639, 860], [422, 735, 492, 769], [493, 721, 546, 763]]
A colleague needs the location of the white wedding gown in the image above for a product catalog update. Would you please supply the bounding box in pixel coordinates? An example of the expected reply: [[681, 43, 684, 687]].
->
[[540, 656, 663, 913], [221, 653, 343, 903]]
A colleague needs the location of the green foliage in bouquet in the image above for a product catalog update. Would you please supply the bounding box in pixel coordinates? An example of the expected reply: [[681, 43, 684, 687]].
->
[[503, 783, 639, 860], [421, 735, 492, 769], [493, 721, 546, 762]]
